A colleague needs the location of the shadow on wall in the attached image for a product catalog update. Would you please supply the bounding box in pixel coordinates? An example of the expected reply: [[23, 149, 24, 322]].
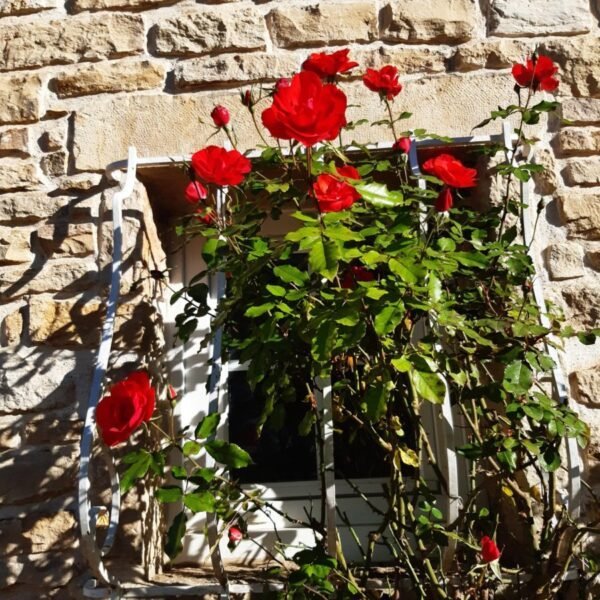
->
[[0, 179, 168, 595]]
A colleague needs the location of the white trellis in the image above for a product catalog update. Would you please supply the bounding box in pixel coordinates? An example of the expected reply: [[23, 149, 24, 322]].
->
[[77, 126, 581, 598]]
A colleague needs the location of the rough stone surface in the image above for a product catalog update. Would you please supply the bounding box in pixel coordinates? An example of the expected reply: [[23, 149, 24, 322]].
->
[[587, 250, 600, 271], [489, 0, 592, 37], [0, 74, 42, 126], [0, 129, 30, 157], [174, 52, 299, 88], [532, 148, 558, 195], [0, 194, 71, 224], [561, 98, 600, 124], [40, 152, 68, 178], [150, 6, 266, 57], [52, 60, 165, 98], [451, 39, 530, 71], [38, 123, 66, 152], [0, 227, 32, 265], [1, 309, 23, 347], [22, 511, 78, 554], [0, 445, 78, 504], [381, 0, 479, 44], [562, 286, 600, 329], [267, 3, 378, 48], [36, 222, 94, 258], [545, 242, 585, 280], [557, 191, 600, 239], [0, 348, 92, 414], [55, 173, 103, 192], [557, 128, 600, 155], [0, 14, 144, 72], [0, 259, 98, 299], [562, 158, 600, 186], [571, 366, 600, 407], [0, 160, 42, 192], [72, 0, 173, 11], [0, 0, 56, 16], [21, 411, 81, 446], [356, 46, 449, 74]]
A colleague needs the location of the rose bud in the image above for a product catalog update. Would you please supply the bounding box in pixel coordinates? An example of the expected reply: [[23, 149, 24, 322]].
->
[[393, 137, 412, 154], [228, 526, 243, 544], [241, 89, 253, 108], [184, 181, 208, 205], [480, 536, 501, 563], [210, 105, 230, 128]]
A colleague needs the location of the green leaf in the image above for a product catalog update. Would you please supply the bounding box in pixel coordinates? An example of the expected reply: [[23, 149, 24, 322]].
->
[[183, 491, 216, 513], [205, 439, 252, 468], [165, 511, 187, 559], [363, 380, 389, 421], [391, 356, 411, 372], [309, 238, 340, 281], [373, 304, 404, 335], [156, 485, 183, 503], [190, 467, 216, 484], [182, 440, 201, 456], [540, 446, 561, 472], [531, 100, 559, 113], [452, 251, 488, 268], [273, 264, 309, 286], [244, 303, 275, 318], [312, 321, 338, 364], [503, 361, 533, 395], [411, 370, 446, 404], [523, 403, 544, 422], [120, 450, 152, 493], [355, 182, 403, 207], [195, 413, 221, 439], [266, 284, 286, 297], [389, 258, 418, 284], [292, 211, 318, 223]]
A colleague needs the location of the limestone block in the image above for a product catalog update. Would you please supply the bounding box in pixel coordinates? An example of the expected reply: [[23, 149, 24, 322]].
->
[[571, 366, 600, 407], [0, 129, 30, 156], [22, 511, 77, 554], [0, 445, 78, 504], [2, 310, 23, 346], [0, 556, 23, 588], [37, 222, 94, 258], [557, 191, 600, 239], [0, 519, 22, 556], [0, 227, 33, 265], [381, 0, 479, 44], [557, 128, 600, 156], [0, 160, 42, 192], [0, 348, 92, 413], [0, 74, 42, 125], [355, 46, 449, 75], [562, 158, 600, 186], [267, 2, 378, 48], [451, 39, 531, 72], [0, 0, 56, 16], [0, 14, 144, 72], [150, 6, 266, 57], [51, 60, 165, 98], [0, 193, 71, 224], [72, 0, 173, 11], [587, 250, 600, 271], [489, 0, 591, 37], [562, 286, 600, 329], [21, 410, 81, 445], [545, 242, 585, 280], [0, 550, 78, 589], [561, 98, 600, 124], [174, 53, 299, 89], [41, 151, 68, 178], [0, 259, 98, 300], [55, 173, 102, 192], [38, 122, 66, 152], [531, 148, 558, 195]]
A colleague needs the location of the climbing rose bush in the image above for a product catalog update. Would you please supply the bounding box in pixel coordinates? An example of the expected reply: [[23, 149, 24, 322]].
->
[[108, 51, 599, 600]]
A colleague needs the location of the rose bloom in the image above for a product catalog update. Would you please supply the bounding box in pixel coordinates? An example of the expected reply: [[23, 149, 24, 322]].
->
[[262, 71, 347, 147], [210, 105, 230, 128], [512, 55, 559, 92], [191, 145, 251, 186], [228, 526, 243, 544], [393, 137, 412, 154], [480, 536, 501, 563], [363, 65, 403, 100], [312, 165, 361, 213], [302, 48, 358, 79], [340, 265, 375, 289], [184, 181, 207, 204], [96, 371, 156, 447], [422, 154, 477, 188]]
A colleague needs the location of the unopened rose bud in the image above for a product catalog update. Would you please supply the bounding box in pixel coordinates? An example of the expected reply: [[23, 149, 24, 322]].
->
[[228, 526, 243, 544], [184, 181, 207, 205], [210, 105, 230, 128], [393, 137, 412, 154], [241, 89, 253, 108]]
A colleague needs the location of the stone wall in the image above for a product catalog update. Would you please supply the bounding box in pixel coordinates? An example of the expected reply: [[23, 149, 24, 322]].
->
[[0, 0, 599, 596]]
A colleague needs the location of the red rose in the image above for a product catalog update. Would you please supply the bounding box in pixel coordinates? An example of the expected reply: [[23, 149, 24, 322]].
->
[[302, 48, 358, 79], [194, 206, 216, 225], [262, 71, 347, 147], [480, 536, 501, 563], [422, 154, 477, 188], [512, 55, 558, 92], [96, 371, 156, 447], [341, 265, 375, 289], [228, 526, 243, 544], [434, 186, 454, 213], [313, 165, 361, 213], [184, 181, 208, 204], [363, 66, 403, 100], [191, 145, 251, 187], [275, 77, 291, 92], [210, 105, 230, 128], [393, 137, 412, 154]]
